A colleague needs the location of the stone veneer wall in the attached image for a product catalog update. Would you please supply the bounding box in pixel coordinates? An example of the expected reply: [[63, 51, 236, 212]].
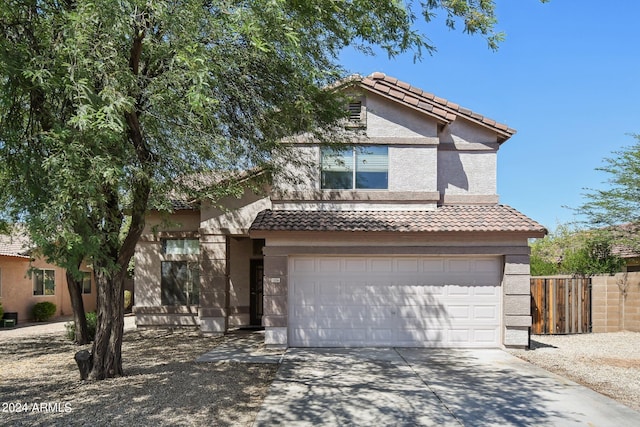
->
[[592, 272, 640, 333]]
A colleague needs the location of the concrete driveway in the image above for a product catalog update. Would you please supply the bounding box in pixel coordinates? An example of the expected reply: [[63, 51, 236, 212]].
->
[[253, 348, 640, 426]]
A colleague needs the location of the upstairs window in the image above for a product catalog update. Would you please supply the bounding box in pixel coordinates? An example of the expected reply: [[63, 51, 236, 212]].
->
[[321, 146, 388, 190]]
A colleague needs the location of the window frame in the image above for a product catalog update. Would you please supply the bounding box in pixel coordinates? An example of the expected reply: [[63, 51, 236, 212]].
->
[[33, 269, 56, 296], [81, 271, 92, 294], [160, 261, 200, 306], [320, 145, 389, 190], [162, 238, 200, 255]]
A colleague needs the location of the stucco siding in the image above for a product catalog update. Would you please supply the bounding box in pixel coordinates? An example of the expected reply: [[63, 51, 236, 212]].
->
[[228, 237, 252, 326], [0, 256, 96, 323], [200, 192, 270, 235], [273, 145, 319, 194], [366, 93, 438, 139], [142, 210, 200, 235], [441, 118, 499, 145], [134, 241, 163, 307], [388, 146, 437, 192], [437, 150, 497, 196]]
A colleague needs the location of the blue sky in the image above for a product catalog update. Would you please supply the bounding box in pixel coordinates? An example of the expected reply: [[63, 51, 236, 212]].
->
[[339, 1, 640, 232]]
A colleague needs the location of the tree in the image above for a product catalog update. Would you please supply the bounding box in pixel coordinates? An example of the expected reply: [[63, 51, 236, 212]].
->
[[578, 134, 640, 257], [0, 1, 532, 379], [530, 224, 623, 276]]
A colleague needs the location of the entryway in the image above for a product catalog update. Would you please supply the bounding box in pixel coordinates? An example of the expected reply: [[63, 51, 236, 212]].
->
[[250, 259, 264, 326]]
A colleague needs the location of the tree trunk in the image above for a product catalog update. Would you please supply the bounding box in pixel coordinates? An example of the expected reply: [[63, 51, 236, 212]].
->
[[66, 270, 89, 344], [88, 174, 149, 380], [74, 350, 93, 380], [90, 268, 126, 380]]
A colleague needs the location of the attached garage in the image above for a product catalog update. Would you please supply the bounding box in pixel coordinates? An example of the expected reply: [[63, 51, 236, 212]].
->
[[289, 255, 502, 348]]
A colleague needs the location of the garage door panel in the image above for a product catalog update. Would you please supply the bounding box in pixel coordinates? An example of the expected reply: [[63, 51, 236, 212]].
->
[[344, 258, 367, 272], [449, 329, 471, 343], [473, 305, 499, 321], [448, 305, 471, 320], [472, 328, 500, 345], [370, 258, 394, 272], [446, 285, 472, 296], [290, 256, 502, 348], [422, 259, 445, 272], [318, 258, 341, 272], [473, 285, 500, 296], [292, 258, 316, 273]]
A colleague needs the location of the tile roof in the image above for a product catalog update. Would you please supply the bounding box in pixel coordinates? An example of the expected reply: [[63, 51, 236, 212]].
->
[[250, 205, 547, 235], [356, 72, 516, 142], [0, 228, 32, 258]]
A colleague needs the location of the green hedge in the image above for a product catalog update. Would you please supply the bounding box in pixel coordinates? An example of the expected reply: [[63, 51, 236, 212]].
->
[[32, 301, 57, 321]]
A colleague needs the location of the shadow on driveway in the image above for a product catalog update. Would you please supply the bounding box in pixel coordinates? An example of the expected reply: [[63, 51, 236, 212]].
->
[[254, 348, 640, 426]]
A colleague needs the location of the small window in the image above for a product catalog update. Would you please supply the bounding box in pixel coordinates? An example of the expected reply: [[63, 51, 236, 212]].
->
[[33, 269, 56, 296], [321, 146, 388, 190], [161, 261, 200, 306], [82, 272, 92, 294], [163, 239, 200, 255]]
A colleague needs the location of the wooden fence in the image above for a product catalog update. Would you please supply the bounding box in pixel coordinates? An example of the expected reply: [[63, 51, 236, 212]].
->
[[530, 277, 591, 334]]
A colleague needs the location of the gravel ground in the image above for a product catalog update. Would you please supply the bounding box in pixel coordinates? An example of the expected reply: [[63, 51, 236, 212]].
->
[[508, 331, 640, 412], [3, 326, 638, 426], [0, 328, 277, 426]]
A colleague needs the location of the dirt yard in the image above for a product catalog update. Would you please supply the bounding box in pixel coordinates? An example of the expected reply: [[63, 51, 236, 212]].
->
[[0, 328, 277, 426]]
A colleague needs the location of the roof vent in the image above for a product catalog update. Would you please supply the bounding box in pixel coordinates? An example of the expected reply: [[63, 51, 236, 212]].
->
[[346, 99, 365, 129], [348, 101, 362, 121]]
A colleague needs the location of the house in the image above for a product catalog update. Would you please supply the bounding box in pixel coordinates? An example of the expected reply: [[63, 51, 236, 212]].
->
[[133, 72, 546, 348], [610, 223, 640, 272], [0, 228, 97, 324]]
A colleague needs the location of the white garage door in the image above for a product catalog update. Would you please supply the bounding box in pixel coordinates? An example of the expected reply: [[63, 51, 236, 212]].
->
[[289, 256, 502, 348]]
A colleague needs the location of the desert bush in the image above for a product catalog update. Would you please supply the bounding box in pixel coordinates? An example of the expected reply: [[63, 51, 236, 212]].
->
[[65, 312, 98, 341], [32, 301, 57, 321], [124, 290, 132, 311]]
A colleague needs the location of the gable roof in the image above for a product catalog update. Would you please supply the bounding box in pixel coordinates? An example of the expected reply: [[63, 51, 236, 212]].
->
[[350, 72, 516, 143], [0, 228, 32, 259], [250, 205, 546, 236]]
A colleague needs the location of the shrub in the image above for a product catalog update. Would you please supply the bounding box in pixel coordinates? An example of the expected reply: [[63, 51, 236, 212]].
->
[[124, 290, 132, 311], [32, 301, 57, 322], [65, 312, 98, 342], [0, 302, 4, 319]]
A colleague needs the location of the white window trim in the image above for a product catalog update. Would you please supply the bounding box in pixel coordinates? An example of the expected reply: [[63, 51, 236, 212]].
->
[[320, 145, 388, 190], [33, 268, 56, 297]]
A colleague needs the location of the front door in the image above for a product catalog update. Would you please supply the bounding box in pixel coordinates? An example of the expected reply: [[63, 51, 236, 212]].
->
[[250, 259, 264, 326]]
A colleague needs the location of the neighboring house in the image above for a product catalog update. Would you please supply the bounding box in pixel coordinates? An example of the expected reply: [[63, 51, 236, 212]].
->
[[0, 229, 97, 323], [611, 223, 640, 272], [134, 72, 546, 348]]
